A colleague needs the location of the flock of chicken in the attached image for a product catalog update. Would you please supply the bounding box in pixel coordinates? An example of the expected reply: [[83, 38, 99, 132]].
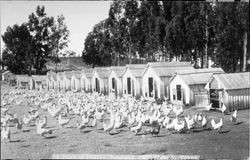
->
[[1, 88, 238, 143]]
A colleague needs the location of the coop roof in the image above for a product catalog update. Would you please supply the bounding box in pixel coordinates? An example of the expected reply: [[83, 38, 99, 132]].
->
[[16, 75, 30, 82], [110, 66, 126, 78], [51, 74, 57, 81], [31, 75, 47, 82], [152, 66, 195, 77], [64, 71, 73, 79], [57, 72, 64, 80], [72, 70, 82, 79], [176, 68, 224, 75], [124, 64, 147, 78], [147, 61, 192, 68], [82, 68, 94, 79], [212, 72, 250, 90], [170, 68, 225, 86], [95, 67, 112, 79]]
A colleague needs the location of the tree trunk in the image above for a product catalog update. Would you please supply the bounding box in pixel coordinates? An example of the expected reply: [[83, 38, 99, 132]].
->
[[204, 15, 208, 68], [243, 31, 247, 72], [118, 52, 120, 66]]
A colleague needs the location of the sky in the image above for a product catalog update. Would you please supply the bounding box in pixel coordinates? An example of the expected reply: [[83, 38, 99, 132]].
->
[[0, 1, 112, 56]]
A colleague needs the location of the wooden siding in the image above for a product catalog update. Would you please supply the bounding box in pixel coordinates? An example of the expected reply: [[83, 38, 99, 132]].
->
[[194, 92, 209, 107], [225, 88, 250, 111]]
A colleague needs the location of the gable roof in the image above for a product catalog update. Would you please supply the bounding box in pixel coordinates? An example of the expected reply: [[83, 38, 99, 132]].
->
[[147, 62, 192, 68], [176, 68, 224, 75], [82, 68, 94, 79], [125, 64, 147, 77], [16, 75, 30, 82], [94, 67, 111, 79], [110, 66, 126, 78], [72, 70, 82, 79], [153, 66, 195, 77], [64, 71, 73, 79], [31, 75, 47, 82], [57, 72, 64, 80], [170, 68, 225, 85], [213, 72, 250, 90]]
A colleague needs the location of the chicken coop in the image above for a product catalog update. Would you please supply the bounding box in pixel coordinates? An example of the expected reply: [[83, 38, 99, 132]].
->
[[122, 64, 146, 98], [63, 71, 73, 91], [30, 75, 47, 90], [169, 68, 224, 107], [92, 67, 111, 95], [71, 70, 81, 92], [16, 75, 31, 89], [108, 66, 125, 97], [142, 62, 194, 100], [57, 72, 64, 91], [1, 70, 13, 82], [205, 72, 250, 112], [81, 68, 93, 92]]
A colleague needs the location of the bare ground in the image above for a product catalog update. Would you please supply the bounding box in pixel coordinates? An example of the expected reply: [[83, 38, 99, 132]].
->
[[1, 83, 249, 159]]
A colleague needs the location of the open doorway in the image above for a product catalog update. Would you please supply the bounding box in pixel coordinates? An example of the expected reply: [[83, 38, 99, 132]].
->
[[210, 89, 220, 108], [127, 77, 131, 94], [95, 78, 100, 93], [148, 77, 153, 97], [176, 85, 182, 101]]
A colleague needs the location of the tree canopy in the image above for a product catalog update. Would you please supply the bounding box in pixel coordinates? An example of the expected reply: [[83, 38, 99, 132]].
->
[[82, 1, 249, 72], [1, 5, 69, 74]]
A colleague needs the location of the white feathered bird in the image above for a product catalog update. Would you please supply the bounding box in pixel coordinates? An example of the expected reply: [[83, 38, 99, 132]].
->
[[211, 118, 223, 133]]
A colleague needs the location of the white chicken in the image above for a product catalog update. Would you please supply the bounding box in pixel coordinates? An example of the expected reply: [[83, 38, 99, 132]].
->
[[205, 103, 212, 111], [184, 115, 196, 130], [174, 120, 185, 132], [221, 104, 226, 114], [103, 118, 115, 134], [130, 120, 143, 135], [211, 118, 223, 133], [81, 114, 90, 126], [58, 114, 71, 128], [36, 125, 52, 137], [37, 116, 47, 128], [1, 116, 10, 127], [76, 121, 87, 132], [95, 109, 105, 121], [23, 114, 31, 125], [201, 116, 208, 129], [1, 126, 11, 143], [230, 110, 237, 124], [162, 116, 171, 128], [173, 105, 184, 118]]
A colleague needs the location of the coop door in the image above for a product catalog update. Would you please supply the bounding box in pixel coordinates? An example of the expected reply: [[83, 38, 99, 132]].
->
[[148, 77, 153, 97], [114, 78, 118, 96], [210, 89, 219, 108], [127, 77, 131, 94], [95, 78, 100, 93], [176, 85, 182, 101], [112, 78, 115, 90]]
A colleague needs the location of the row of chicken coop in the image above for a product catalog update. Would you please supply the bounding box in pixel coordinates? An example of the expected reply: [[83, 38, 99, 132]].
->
[[6, 62, 250, 112]]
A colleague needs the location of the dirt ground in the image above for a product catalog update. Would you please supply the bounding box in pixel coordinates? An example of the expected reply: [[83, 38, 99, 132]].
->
[[1, 82, 249, 159]]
